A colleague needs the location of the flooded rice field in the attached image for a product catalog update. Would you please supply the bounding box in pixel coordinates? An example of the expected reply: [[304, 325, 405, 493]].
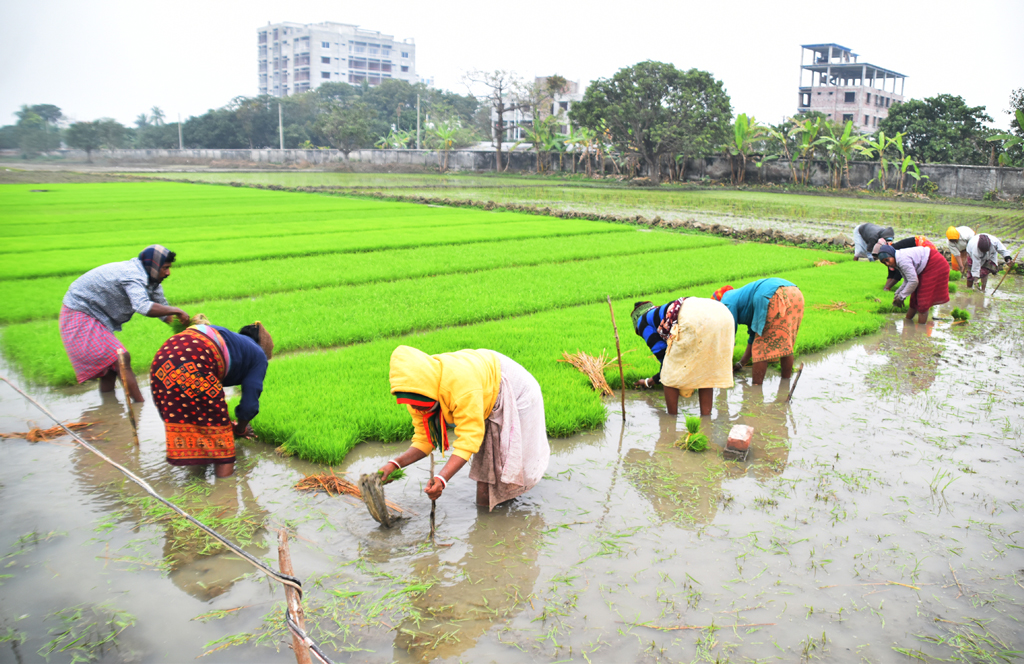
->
[[2, 281, 1023, 663]]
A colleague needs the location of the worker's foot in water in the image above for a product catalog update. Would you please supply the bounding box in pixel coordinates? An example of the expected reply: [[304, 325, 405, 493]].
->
[[215, 462, 234, 478]]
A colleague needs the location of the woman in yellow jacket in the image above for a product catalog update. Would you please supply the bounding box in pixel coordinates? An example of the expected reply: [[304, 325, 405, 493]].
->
[[378, 345, 550, 510]]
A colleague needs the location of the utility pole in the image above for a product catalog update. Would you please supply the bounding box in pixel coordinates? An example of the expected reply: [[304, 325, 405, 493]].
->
[[177, 113, 183, 150], [278, 103, 284, 150], [416, 94, 421, 149]]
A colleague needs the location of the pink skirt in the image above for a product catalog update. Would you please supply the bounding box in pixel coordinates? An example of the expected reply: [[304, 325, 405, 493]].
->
[[59, 306, 124, 383]]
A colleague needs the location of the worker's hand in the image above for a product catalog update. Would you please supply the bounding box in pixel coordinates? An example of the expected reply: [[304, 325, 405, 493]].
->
[[425, 476, 445, 501], [174, 309, 191, 326], [893, 297, 904, 308], [733, 362, 745, 373], [634, 377, 654, 390], [378, 461, 399, 483], [232, 420, 254, 438]]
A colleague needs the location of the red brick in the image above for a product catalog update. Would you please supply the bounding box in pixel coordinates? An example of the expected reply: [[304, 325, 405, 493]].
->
[[727, 425, 754, 452]]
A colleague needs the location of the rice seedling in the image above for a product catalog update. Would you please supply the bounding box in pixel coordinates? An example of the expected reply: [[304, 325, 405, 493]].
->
[[950, 270, 961, 281], [675, 415, 709, 452], [37, 602, 136, 663], [951, 308, 971, 321]]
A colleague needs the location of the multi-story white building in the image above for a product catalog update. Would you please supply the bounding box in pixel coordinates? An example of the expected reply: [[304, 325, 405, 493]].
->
[[258, 21, 417, 97], [797, 43, 906, 132]]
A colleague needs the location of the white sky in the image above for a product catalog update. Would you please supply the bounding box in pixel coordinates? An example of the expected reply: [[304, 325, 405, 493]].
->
[[1, 0, 1022, 130]]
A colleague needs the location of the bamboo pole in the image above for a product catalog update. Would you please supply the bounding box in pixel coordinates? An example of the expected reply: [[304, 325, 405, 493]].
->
[[116, 350, 140, 446], [429, 452, 436, 545], [277, 529, 312, 664], [607, 296, 626, 420], [989, 245, 1022, 296], [785, 363, 806, 403]]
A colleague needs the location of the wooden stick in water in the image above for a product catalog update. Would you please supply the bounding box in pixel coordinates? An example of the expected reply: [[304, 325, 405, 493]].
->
[[785, 363, 806, 403], [429, 452, 436, 545], [607, 296, 626, 419], [277, 529, 312, 664], [989, 245, 1022, 296], [116, 350, 140, 446]]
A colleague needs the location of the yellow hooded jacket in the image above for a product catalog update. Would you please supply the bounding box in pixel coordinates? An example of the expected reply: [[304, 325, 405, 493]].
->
[[389, 345, 501, 461]]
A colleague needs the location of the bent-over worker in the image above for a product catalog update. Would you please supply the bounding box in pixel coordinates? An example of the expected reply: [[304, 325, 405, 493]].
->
[[713, 279, 805, 385], [60, 245, 190, 402], [380, 346, 550, 510], [852, 223, 895, 261], [151, 318, 272, 478], [946, 226, 975, 273], [632, 297, 734, 416], [965, 233, 1015, 291], [872, 236, 938, 291], [875, 244, 950, 324]]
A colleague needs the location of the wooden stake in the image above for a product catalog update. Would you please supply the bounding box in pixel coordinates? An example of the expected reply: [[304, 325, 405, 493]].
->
[[277, 529, 312, 664], [429, 452, 436, 545], [989, 245, 1022, 296], [785, 363, 806, 403], [607, 296, 626, 419], [116, 350, 140, 446]]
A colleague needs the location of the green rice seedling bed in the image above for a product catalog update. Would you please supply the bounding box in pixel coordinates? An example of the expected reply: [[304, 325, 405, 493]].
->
[[2, 243, 839, 386], [0, 231, 729, 324], [0, 217, 625, 280], [252, 261, 893, 464]]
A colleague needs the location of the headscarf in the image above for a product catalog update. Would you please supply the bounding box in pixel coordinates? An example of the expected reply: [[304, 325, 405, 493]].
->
[[394, 392, 449, 455], [712, 285, 734, 301], [946, 226, 960, 241], [977, 234, 991, 253], [239, 321, 274, 359], [139, 245, 172, 284], [631, 301, 655, 332], [876, 244, 896, 260], [871, 239, 891, 256]]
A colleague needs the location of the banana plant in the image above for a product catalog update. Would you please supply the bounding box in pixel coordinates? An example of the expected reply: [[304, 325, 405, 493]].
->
[[720, 113, 767, 185], [793, 117, 827, 185], [375, 127, 412, 149], [767, 122, 800, 183], [821, 120, 864, 189], [986, 109, 1024, 167], [858, 131, 892, 190], [428, 119, 460, 172]]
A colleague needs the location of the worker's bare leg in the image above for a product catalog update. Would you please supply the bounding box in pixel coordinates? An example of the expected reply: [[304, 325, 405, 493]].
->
[[780, 354, 794, 379], [664, 386, 680, 415], [476, 481, 488, 507], [979, 275, 989, 291], [917, 307, 930, 324], [904, 306, 918, 322], [698, 388, 713, 416], [215, 462, 234, 478], [99, 368, 117, 393], [118, 352, 145, 402], [751, 361, 768, 385]]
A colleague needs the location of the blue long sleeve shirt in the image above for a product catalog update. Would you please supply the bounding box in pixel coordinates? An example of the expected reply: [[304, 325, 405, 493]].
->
[[212, 326, 268, 423], [720, 278, 795, 344], [635, 302, 671, 382]]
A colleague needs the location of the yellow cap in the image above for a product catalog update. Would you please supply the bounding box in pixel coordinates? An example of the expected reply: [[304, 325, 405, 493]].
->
[[946, 226, 959, 241]]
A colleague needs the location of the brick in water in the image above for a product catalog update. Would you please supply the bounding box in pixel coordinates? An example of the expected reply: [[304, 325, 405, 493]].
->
[[727, 425, 754, 452]]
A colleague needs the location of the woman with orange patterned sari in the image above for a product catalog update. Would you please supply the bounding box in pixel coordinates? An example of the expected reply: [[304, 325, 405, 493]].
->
[[713, 279, 804, 385], [150, 319, 272, 477]]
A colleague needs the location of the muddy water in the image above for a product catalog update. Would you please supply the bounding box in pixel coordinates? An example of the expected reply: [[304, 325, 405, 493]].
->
[[2, 282, 1023, 663]]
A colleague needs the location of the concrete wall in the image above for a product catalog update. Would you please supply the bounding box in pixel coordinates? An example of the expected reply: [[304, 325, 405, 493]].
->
[[49, 147, 1024, 200]]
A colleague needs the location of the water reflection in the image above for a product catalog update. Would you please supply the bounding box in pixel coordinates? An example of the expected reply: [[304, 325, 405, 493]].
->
[[68, 398, 268, 601], [867, 321, 942, 395], [390, 507, 545, 663]]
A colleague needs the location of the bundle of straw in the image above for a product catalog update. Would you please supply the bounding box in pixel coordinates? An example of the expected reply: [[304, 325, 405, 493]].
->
[[814, 301, 857, 314], [814, 260, 837, 267], [294, 470, 404, 513], [559, 349, 622, 396], [0, 422, 90, 443]]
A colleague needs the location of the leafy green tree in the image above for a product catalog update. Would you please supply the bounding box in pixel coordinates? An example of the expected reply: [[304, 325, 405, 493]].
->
[[314, 101, 374, 157], [95, 118, 128, 149], [13, 104, 62, 157], [878, 94, 994, 165], [65, 121, 103, 162], [570, 61, 731, 183], [0, 125, 18, 149], [183, 108, 246, 148]]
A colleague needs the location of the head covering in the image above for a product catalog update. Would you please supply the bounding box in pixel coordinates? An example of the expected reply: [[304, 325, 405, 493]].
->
[[712, 285, 734, 301], [389, 346, 450, 456], [871, 239, 891, 256], [946, 226, 960, 241], [631, 301, 655, 332], [255, 321, 273, 360], [139, 245, 172, 283], [882, 227, 895, 241], [977, 234, 991, 253], [876, 244, 896, 260]]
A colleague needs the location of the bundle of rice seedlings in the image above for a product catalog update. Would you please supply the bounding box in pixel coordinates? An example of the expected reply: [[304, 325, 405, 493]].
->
[[948, 283, 958, 293], [951, 308, 971, 322], [378, 467, 406, 484], [0, 422, 90, 442], [814, 301, 856, 314], [674, 415, 709, 452], [949, 270, 961, 281], [559, 349, 616, 396]]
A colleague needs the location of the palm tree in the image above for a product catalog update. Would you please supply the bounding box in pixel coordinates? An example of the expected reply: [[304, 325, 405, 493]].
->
[[134, 113, 149, 129], [150, 107, 166, 126]]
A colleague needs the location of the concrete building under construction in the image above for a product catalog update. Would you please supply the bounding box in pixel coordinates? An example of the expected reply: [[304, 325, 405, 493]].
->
[[797, 44, 905, 132]]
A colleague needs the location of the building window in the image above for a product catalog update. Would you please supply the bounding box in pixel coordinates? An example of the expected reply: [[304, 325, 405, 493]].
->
[[866, 93, 871, 103], [864, 115, 869, 125], [842, 114, 853, 123], [401, 51, 409, 58], [886, 97, 891, 107], [844, 92, 855, 103], [401, 65, 409, 73], [321, 56, 330, 64], [321, 41, 330, 48], [321, 71, 331, 79]]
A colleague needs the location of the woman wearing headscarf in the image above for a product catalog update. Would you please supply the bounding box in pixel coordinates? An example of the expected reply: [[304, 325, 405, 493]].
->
[[631, 297, 734, 416], [945, 226, 975, 273], [871, 236, 938, 290], [852, 223, 895, 260], [380, 346, 550, 510], [965, 233, 1015, 291], [60, 245, 190, 401], [150, 317, 272, 478], [875, 244, 950, 324], [713, 279, 805, 385]]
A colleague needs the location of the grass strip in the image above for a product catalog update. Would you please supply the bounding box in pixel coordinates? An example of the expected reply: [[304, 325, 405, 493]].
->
[[0, 231, 728, 324], [2, 242, 838, 386]]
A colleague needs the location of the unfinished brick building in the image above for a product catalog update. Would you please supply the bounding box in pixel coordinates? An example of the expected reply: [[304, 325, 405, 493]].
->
[[797, 44, 906, 132]]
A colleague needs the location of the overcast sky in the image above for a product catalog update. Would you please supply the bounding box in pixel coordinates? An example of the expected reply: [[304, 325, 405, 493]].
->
[[2, 0, 1022, 129]]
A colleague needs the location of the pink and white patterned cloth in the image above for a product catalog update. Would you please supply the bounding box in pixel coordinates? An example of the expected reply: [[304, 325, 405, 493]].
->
[[59, 305, 125, 383]]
